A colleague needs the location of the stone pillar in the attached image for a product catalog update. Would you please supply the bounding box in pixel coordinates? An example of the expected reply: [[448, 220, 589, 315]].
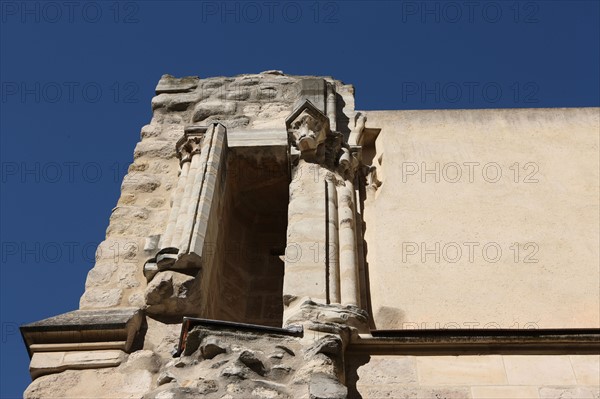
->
[[283, 99, 367, 315], [154, 123, 228, 263], [283, 100, 331, 315], [283, 160, 328, 304], [169, 130, 204, 251], [325, 174, 341, 304], [160, 142, 193, 249], [337, 179, 360, 306], [327, 84, 337, 131], [176, 126, 215, 254]]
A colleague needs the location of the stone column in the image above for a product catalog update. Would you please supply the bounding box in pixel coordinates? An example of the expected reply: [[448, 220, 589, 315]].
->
[[283, 160, 328, 305], [160, 140, 194, 249], [325, 174, 340, 304], [337, 179, 360, 306], [327, 84, 337, 131], [170, 130, 205, 251], [283, 100, 334, 317], [176, 126, 215, 253]]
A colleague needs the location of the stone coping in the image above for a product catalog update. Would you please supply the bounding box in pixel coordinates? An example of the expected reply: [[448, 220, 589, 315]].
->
[[175, 317, 304, 356], [21, 308, 140, 330], [21, 308, 142, 357]]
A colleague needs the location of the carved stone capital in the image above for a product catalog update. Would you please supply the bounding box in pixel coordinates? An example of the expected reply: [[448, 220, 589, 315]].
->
[[176, 133, 203, 165], [285, 101, 373, 180]]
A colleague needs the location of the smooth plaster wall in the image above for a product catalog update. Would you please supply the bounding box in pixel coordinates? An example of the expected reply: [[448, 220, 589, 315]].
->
[[362, 108, 600, 330]]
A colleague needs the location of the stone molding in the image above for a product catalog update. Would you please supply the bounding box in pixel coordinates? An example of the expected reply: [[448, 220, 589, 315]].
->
[[20, 308, 142, 378]]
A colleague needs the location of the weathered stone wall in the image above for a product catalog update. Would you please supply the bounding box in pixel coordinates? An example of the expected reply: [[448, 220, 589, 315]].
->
[[80, 72, 356, 312], [23, 74, 599, 399], [24, 72, 360, 399]]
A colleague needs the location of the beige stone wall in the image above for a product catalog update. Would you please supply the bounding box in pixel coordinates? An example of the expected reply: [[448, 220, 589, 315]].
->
[[26, 72, 598, 398], [79, 72, 355, 312], [362, 108, 600, 330], [347, 354, 600, 398]]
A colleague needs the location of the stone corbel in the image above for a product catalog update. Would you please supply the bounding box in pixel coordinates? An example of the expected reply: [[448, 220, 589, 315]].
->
[[285, 100, 330, 163]]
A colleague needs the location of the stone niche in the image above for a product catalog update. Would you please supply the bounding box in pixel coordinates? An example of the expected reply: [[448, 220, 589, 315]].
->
[[214, 128, 290, 326], [143, 123, 290, 327]]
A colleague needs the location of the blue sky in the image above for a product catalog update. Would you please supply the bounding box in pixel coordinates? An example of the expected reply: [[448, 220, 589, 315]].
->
[[1, 1, 599, 397]]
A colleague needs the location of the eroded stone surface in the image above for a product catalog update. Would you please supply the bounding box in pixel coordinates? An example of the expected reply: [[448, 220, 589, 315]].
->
[[156, 74, 199, 94], [30, 350, 125, 379], [144, 270, 202, 316], [22, 72, 600, 399]]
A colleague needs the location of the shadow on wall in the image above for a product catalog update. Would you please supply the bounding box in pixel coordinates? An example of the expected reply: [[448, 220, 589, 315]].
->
[[373, 306, 406, 330], [346, 353, 370, 399]]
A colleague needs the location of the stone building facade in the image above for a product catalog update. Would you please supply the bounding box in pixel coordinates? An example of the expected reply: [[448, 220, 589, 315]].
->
[[21, 72, 600, 398]]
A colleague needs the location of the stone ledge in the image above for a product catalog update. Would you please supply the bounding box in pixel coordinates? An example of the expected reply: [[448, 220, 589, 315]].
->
[[21, 308, 142, 358], [349, 328, 600, 355], [176, 317, 303, 357]]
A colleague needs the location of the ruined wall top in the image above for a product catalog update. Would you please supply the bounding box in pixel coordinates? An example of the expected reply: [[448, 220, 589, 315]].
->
[[150, 71, 357, 135]]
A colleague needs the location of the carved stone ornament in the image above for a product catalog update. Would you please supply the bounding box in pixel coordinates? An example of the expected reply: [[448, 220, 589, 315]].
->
[[285, 100, 330, 160], [175, 131, 203, 165]]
